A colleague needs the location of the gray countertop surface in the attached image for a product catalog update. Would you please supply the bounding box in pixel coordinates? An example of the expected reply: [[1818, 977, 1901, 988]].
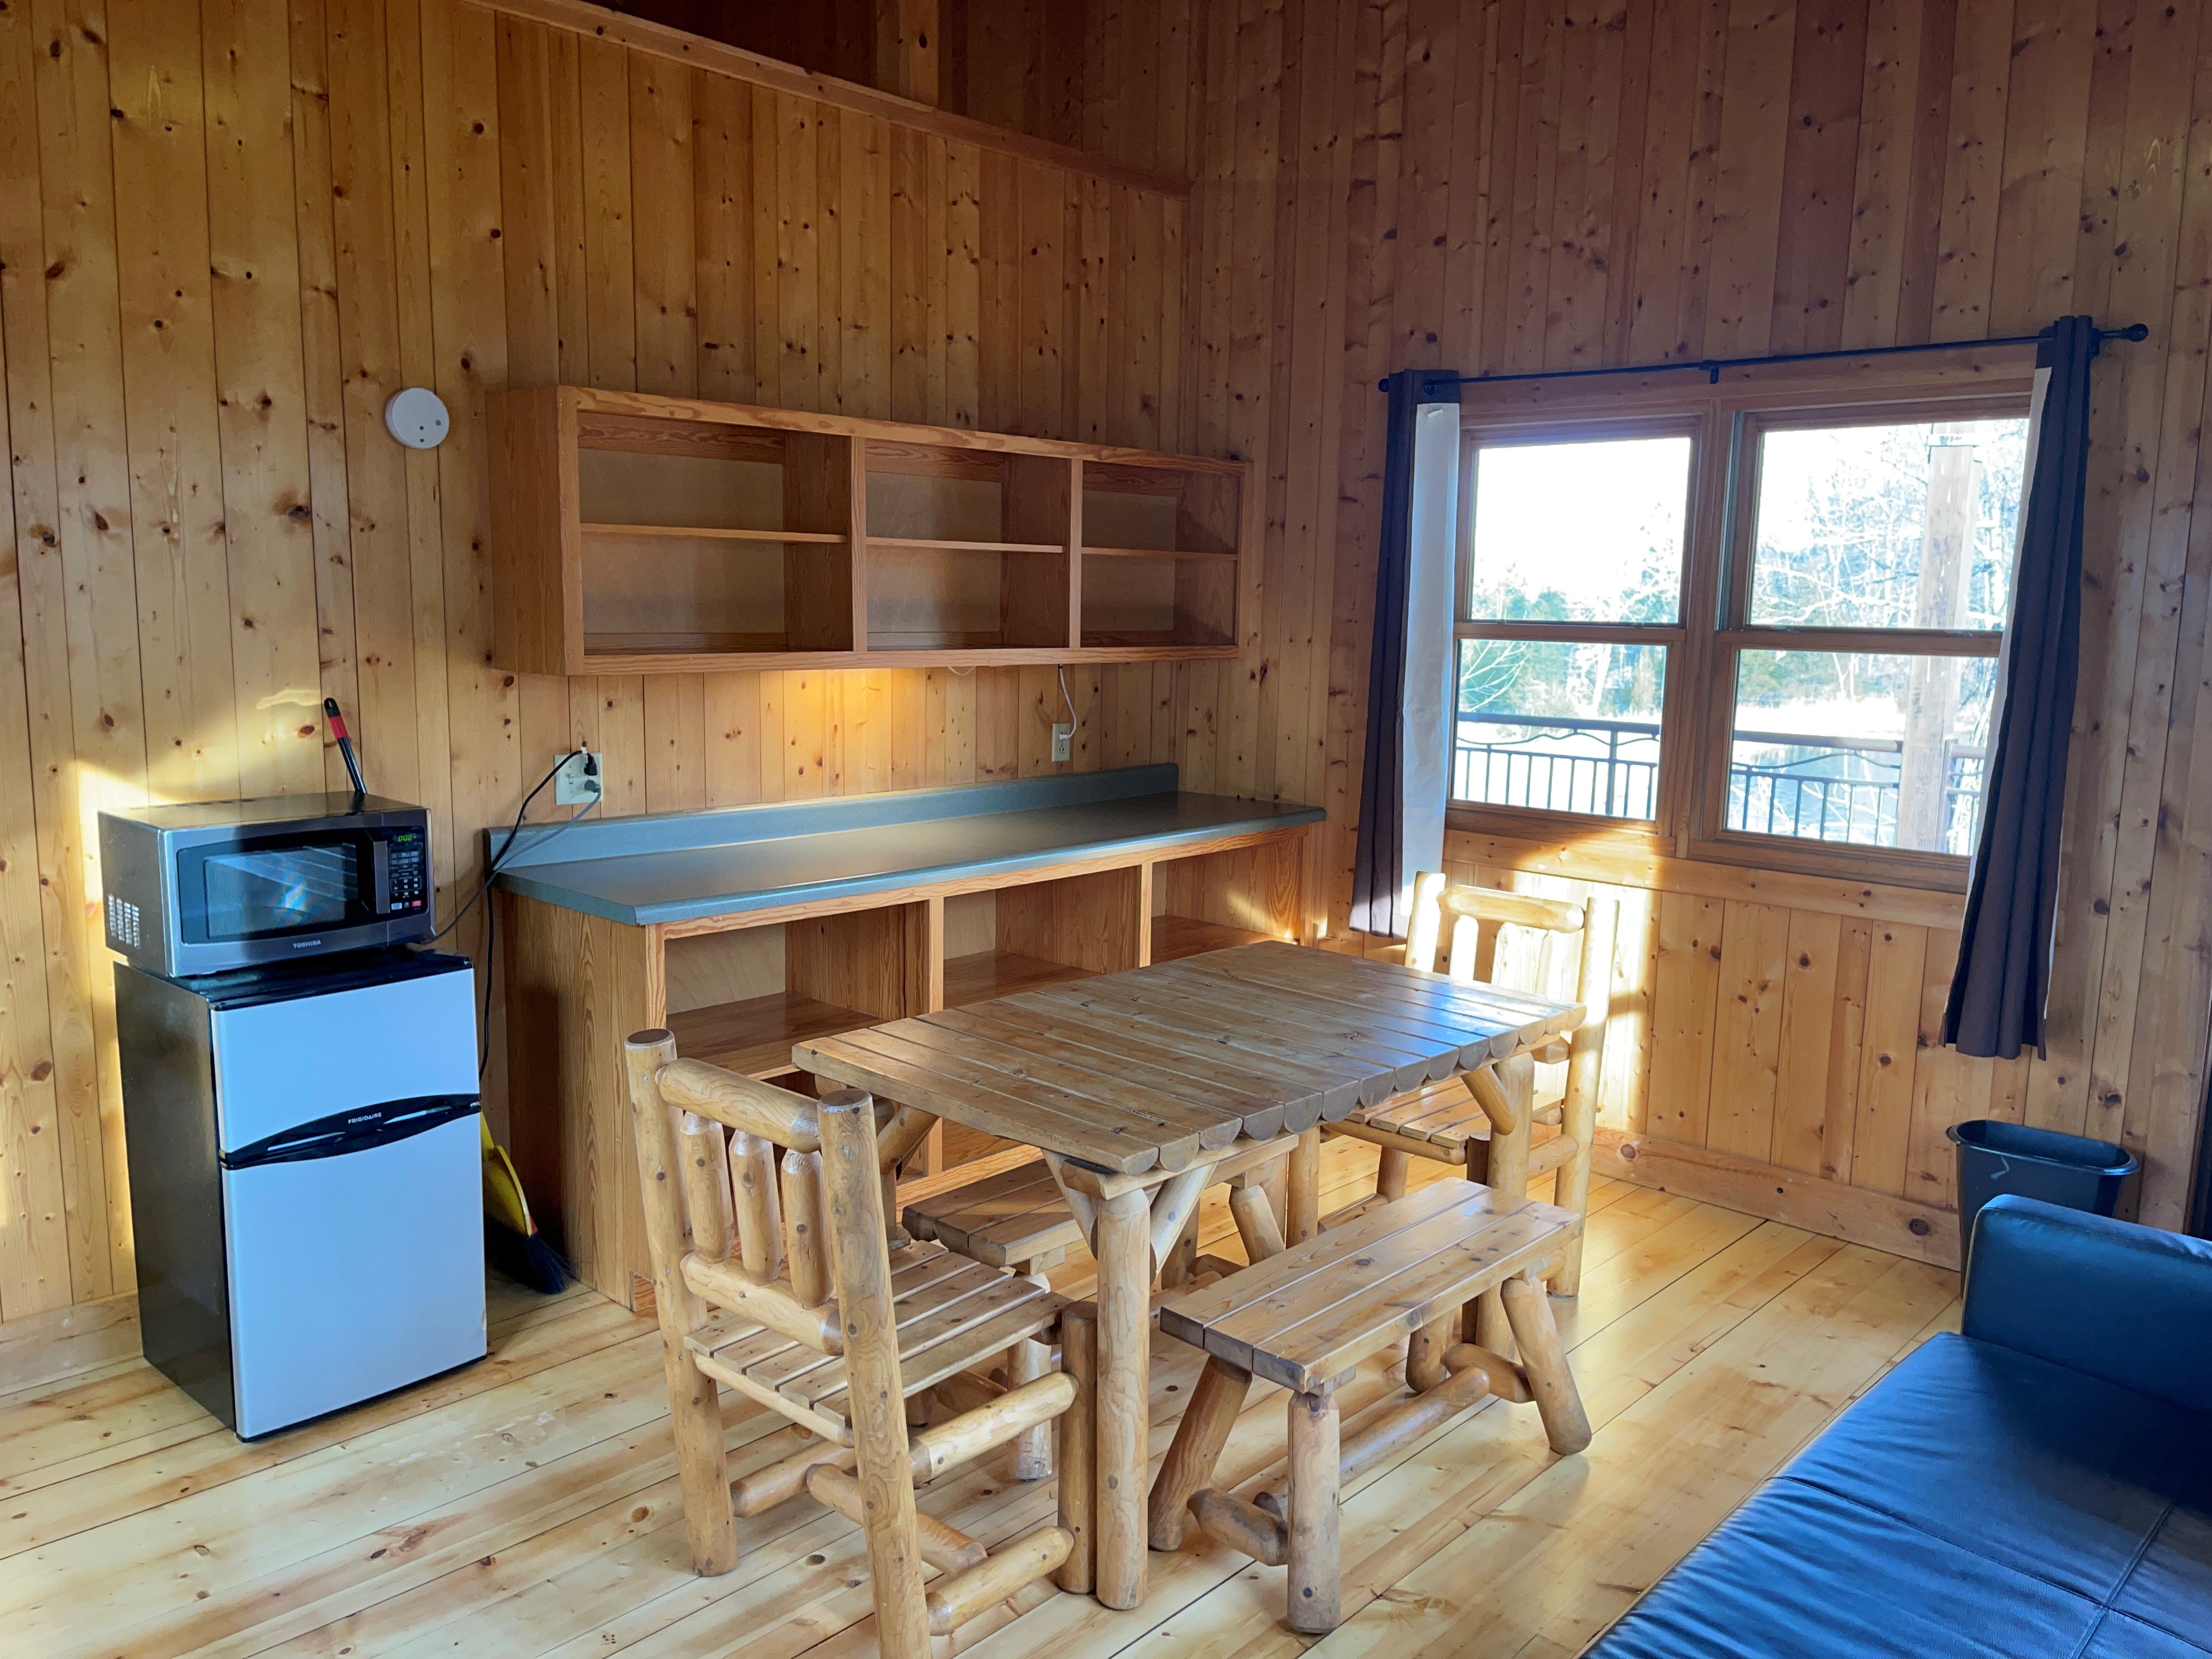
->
[[488, 765, 1323, 927]]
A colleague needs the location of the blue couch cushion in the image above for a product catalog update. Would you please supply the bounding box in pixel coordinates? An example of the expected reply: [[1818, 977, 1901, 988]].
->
[[1588, 1477, 2104, 1659], [1782, 1333, 2212, 1602], [1592, 1333, 2212, 1657]]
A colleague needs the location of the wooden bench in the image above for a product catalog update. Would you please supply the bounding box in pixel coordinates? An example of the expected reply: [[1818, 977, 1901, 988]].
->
[[1147, 1178, 1591, 1633]]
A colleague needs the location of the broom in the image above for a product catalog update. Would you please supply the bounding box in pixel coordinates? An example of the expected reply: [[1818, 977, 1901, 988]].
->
[[481, 1119, 569, 1294]]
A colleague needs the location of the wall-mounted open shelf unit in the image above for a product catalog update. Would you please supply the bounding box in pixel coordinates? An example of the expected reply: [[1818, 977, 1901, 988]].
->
[[489, 386, 1251, 674]]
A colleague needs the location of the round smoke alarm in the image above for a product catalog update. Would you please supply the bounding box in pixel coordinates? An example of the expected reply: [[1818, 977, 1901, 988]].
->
[[384, 386, 451, 450]]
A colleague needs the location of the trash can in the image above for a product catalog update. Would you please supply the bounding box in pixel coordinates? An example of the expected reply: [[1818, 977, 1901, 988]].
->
[[1947, 1119, 2139, 1275]]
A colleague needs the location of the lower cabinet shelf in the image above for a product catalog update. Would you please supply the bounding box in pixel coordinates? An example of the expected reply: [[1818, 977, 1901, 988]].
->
[[1150, 913, 1278, 963], [943, 948, 1096, 1009], [666, 990, 876, 1080]]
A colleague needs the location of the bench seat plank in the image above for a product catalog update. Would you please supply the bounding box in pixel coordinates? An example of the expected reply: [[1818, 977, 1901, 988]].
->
[[1158, 1179, 1579, 1392]]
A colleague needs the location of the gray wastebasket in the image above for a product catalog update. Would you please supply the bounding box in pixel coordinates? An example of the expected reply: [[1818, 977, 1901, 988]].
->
[[1947, 1119, 2138, 1275]]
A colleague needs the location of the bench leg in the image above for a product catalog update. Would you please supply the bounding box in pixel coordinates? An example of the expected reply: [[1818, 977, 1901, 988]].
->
[[1472, 1053, 1535, 1359], [1286, 1389, 1341, 1633], [1407, 1313, 1453, 1393], [1095, 1189, 1153, 1609], [1500, 1273, 1592, 1454], [1009, 1338, 1054, 1480], [1375, 1147, 1410, 1202], [1056, 1304, 1096, 1593], [1147, 1355, 1250, 1549]]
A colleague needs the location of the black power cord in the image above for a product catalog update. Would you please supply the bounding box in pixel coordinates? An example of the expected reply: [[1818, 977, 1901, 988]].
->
[[415, 749, 599, 1075]]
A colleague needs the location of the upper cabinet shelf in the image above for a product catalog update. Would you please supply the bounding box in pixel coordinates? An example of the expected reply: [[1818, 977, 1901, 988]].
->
[[489, 387, 1252, 675]]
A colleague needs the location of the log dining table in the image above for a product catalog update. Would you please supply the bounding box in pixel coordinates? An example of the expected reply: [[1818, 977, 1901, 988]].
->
[[793, 940, 1582, 1611]]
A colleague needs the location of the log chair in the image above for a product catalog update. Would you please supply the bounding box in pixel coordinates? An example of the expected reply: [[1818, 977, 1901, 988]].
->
[[626, 1031, 1081, 1657], [1331, 873, 1614, 1346]]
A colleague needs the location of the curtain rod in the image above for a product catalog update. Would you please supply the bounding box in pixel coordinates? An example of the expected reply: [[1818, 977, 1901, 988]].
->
[[1378, 321, 2152, 393]]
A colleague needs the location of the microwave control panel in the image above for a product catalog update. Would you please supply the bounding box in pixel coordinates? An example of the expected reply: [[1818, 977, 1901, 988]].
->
[[387, 831, 429, 915]]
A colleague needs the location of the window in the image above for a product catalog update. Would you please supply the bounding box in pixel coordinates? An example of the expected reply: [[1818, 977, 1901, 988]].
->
[[1454, 429, 1692, 823], [1722, 415, 2028, 857], [1449, 374, 2035, 887]]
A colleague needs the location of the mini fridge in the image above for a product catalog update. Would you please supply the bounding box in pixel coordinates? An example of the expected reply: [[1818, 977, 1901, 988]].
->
[[116, 950, 488, 1438]]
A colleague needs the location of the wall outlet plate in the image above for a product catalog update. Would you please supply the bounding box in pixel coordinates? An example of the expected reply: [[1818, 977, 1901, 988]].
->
[[1051, 723, 1074, 763], [555, 749, 603, 806]]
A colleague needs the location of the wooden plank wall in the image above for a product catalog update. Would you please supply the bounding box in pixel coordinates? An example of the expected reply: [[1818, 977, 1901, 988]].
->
[[988, 0, 2211, 1228], [0, 0, 1197, 1328]]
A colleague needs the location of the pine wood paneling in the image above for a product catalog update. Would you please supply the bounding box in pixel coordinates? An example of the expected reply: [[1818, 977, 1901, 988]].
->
[[1081, 0, 2211, 1229], [0, 0, 1192, 1329]]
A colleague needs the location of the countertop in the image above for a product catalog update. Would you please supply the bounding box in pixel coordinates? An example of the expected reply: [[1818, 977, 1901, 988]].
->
[[488, 764, 1324, 927]]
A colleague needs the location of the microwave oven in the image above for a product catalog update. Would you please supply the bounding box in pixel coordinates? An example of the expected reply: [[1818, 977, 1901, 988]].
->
[[98, 795, 436, 978]]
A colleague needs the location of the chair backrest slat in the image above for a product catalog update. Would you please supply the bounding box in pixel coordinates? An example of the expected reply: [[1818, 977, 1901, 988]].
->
[[681, 1111, 737, 1264], [659, 1058, 821, 1150]]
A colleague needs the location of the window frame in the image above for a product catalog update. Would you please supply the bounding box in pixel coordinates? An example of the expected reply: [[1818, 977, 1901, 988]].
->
[[1450, 410, 1709, 843], [1444, 356, 2038, 891]]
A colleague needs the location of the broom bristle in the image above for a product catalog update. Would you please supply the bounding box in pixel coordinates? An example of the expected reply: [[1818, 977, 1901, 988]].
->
[[487, 1218, 568, 1295]]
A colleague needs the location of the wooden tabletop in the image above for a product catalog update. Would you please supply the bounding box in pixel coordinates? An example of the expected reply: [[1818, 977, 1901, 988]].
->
[[793, 942, 1581, 1177]]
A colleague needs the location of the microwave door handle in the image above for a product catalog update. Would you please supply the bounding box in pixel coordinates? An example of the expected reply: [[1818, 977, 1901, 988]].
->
[[371, 837, 391, 915], [221, 1093, 481, 1170]]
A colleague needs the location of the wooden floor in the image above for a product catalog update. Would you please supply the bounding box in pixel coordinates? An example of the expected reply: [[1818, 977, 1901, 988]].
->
[[0, 1138, 1960, 1658]]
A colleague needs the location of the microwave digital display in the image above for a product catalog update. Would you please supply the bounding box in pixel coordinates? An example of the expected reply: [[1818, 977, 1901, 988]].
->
[[201, 844, 361, 939]]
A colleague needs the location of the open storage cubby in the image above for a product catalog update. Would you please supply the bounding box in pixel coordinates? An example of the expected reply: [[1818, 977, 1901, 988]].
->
[[1150, 839, 1305, 962], [1078, 460, 1242, 650], [490, 386, 1248, 673], [864, 443, 1075, 651], [942, 867, 1149, 1008], [662, 902, 931, 1084]]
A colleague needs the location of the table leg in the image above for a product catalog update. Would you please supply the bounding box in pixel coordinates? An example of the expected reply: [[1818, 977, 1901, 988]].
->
[[1094, 1187, 1151, 1610]]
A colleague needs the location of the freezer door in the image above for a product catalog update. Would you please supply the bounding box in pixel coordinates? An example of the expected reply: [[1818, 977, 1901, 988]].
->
[[223, 1112, 486, 1437], [208, 961, 476, 1154]]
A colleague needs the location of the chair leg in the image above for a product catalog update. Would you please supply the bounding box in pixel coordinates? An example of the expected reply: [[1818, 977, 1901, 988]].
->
[[1009, 1338, 1053, 1480], [663, 1346, 739, 1575], [1286, 1388, 1341, 1633], [1229, 1181, 1286, 1262], [1159, 1207, 1201, 1288], [1500, 1273, 1592, 1454], [1375, 1147, 1410, 1201], [1147, 1355, 1250, 1550], [1286, 1126, 1322, 1244]]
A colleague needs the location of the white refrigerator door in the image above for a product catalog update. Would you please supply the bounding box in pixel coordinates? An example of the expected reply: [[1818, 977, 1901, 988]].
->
[[210, 967, 477, 1153], [211, 966, 485, 1436], [222, 1113, 486, 1436]]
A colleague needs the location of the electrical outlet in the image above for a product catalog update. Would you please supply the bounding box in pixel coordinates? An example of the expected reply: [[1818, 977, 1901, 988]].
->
[[1051, 723, 1074, 763], [555, 748, 603, 806]]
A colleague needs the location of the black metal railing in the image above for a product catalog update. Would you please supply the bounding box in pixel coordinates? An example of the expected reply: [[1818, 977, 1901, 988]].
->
[[1452, 713, 1661, 820], [1454, 712, 1987, 853]]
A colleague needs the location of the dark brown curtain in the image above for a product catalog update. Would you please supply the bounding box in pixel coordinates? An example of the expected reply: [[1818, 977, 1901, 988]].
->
[[1351, 371, 1458, 937], [1943, 318, 2102, 1058]]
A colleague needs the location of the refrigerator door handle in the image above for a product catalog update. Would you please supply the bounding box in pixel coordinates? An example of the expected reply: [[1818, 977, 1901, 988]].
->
[[219, 1093, 481, 1170]]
